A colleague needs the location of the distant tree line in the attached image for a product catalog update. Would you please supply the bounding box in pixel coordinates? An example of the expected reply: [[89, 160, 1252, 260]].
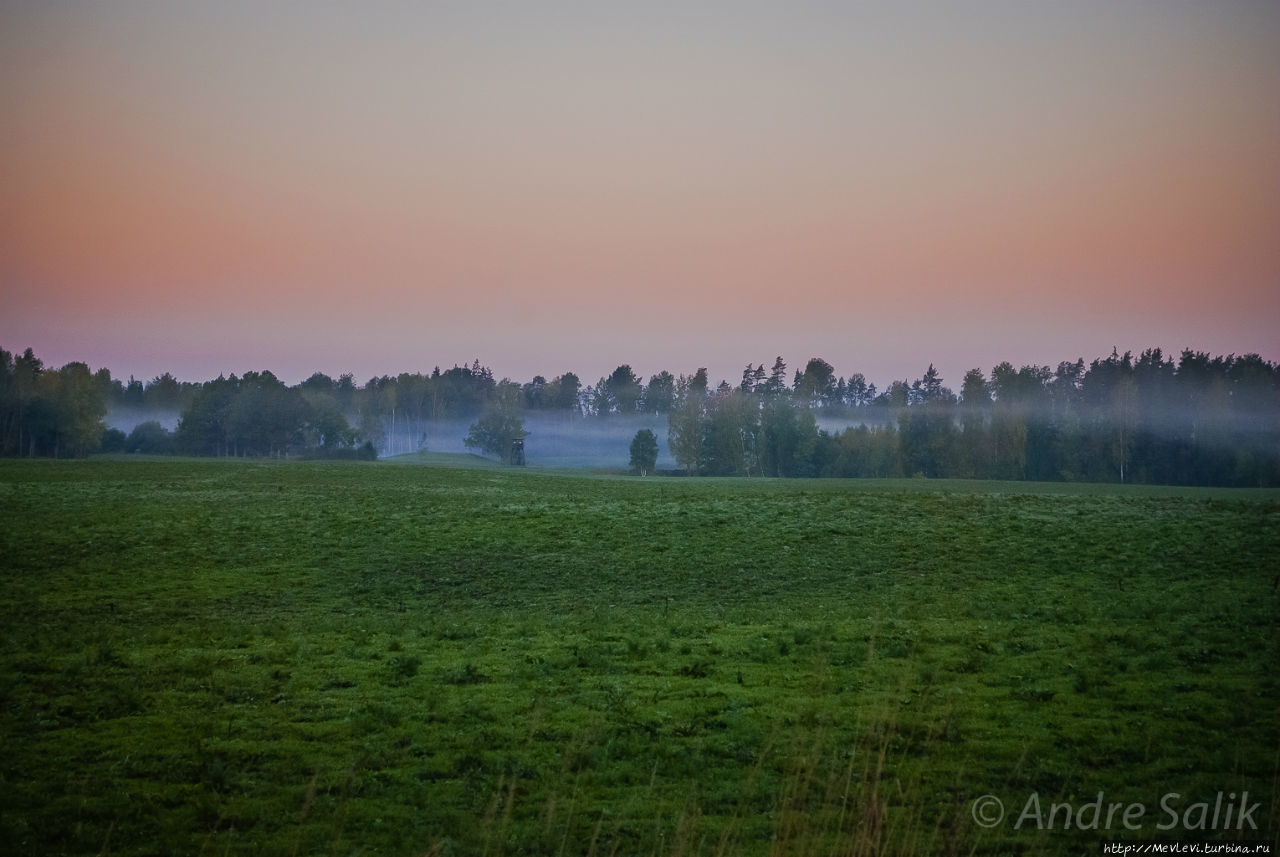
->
[[172, 371, 367, 458], [661, 351, 1279, 487], [2, 344, 1276, 485]]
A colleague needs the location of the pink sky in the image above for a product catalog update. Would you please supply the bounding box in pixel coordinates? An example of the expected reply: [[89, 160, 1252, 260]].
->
[[2, 2, 1277, 391]]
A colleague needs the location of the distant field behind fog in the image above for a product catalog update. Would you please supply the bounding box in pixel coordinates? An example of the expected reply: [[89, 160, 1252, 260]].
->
[[381, 413, 682, 469], [378, 413, 895, 470]]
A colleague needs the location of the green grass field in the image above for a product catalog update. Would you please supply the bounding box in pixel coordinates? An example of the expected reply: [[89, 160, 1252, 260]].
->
[[1, 457, 1277, 855]]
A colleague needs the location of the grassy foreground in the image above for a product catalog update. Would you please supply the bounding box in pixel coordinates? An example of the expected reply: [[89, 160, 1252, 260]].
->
[[1, 457, 1277, 856]]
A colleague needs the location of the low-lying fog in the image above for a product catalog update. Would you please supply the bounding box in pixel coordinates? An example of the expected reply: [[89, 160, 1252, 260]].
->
[[103, 408, 906, 469], [109, 403, 1272, 472], [380, 413, 893, 469], [382, 413, 679, 470], [105, 409, 181, 433]]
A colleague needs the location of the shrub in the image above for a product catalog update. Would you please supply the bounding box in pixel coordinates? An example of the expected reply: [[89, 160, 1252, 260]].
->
[[125, 421, 174, 454]]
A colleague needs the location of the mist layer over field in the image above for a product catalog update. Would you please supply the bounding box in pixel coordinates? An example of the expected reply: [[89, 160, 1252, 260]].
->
[[378, 412, 895, 469], [105, 408, 180, 433], [102, 405, 890, 471], [378, 413, 681, 469]]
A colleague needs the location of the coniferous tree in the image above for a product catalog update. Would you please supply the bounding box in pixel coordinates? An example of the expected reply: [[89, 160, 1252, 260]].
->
[[642, 371, 676, 414]]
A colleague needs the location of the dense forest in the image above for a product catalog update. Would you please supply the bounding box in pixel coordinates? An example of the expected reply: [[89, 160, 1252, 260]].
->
[[2, 345, 1277, 486]]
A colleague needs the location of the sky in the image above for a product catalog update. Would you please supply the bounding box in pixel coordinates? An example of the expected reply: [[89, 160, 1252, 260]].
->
[[2, 1, 1278, 391]]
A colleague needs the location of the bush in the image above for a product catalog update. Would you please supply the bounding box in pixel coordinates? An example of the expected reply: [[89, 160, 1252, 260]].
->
[[100, 427, 127, 453], [125, 421, 174, 455], [464, 409, 526, 463]]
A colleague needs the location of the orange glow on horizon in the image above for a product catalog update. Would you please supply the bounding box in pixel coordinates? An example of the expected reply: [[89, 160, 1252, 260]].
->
[[2, 2, 1277, 385]]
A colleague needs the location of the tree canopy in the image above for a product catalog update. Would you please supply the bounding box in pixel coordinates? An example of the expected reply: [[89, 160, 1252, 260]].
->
[[464, 408, 527, 464], [629, 429, 659, 476]]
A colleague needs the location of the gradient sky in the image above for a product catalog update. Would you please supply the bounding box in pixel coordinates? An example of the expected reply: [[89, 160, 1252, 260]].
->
[[3, 1, 1278, 390]]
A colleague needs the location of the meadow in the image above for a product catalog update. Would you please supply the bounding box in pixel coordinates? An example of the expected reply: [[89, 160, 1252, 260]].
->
[[1, 456, 1276, 856]]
